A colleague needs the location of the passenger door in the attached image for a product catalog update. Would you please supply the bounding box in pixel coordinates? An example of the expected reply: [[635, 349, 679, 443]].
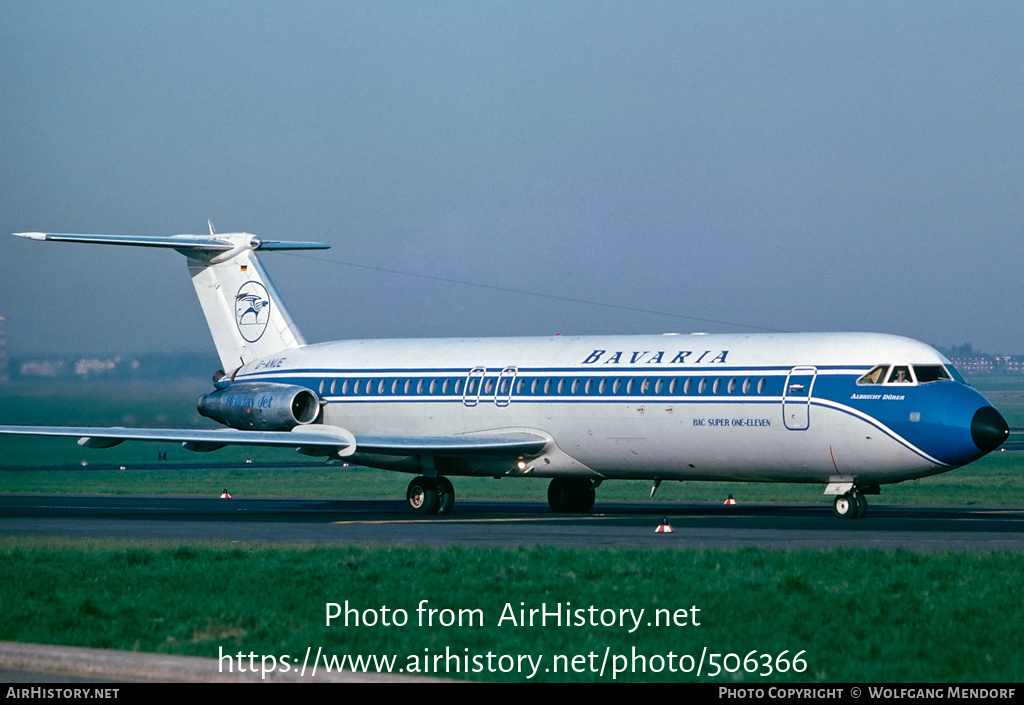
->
[[783, 366, 817, 430]]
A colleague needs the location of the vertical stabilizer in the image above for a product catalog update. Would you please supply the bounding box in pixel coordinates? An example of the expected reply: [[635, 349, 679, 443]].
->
[[12, 230, 329, 372], [184, 235, 310, 370]]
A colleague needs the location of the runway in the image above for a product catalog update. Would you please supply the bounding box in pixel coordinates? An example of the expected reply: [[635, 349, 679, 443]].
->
[[2, 494, 1023, 550]]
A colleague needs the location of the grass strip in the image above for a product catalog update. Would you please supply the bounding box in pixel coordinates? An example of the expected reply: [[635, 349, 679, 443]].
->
[[1, 540, 1020, 682]]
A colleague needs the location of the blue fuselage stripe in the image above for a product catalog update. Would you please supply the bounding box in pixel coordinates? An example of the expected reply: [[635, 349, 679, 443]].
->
[[231, 366, 990, 468]]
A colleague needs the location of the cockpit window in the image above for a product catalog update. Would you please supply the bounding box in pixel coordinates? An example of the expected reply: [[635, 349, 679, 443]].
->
[[857, 365, 888, 385], [859, 363, 955, 386], [887, 366, 913, 384], [913, 365, 951, 384], [946, 365, 967, 384]]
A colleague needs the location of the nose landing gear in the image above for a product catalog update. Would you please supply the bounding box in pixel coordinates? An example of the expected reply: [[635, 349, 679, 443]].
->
[[833, 489, 869, 519]]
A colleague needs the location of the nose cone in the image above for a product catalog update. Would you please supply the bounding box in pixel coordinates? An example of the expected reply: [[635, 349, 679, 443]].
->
[[971, 406, 1009, 454]]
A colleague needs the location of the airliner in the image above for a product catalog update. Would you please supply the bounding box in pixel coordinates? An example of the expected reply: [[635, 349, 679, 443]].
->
[[0, 228, 1009, 518]]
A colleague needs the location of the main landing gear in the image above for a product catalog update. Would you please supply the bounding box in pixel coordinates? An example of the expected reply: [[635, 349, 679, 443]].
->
[[406, 476, 455, 515], [547, 478, 596, 514], [833, 489, 869, 519]]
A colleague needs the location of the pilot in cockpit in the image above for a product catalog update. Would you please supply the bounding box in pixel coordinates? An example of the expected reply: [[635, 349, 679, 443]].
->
[[888, 366, 912, 383]]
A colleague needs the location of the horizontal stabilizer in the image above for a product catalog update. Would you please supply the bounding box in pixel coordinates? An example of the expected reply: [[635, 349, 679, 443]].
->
[[13, 229, 329, 369], [13, 232, 329, 251]]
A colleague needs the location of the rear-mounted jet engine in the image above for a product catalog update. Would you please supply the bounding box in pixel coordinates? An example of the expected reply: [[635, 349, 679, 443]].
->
[[197, 383, 320, 431]]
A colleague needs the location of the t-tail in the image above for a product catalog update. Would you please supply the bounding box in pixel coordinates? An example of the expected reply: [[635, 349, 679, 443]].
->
[[13, 227, 329, 372]]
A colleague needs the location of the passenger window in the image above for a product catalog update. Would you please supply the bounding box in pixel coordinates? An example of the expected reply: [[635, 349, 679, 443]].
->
[[641, 378, 651, 394], [742, 378, 751, 394], [668, 378, 677, 394], [599, 379, 607, 394], [341, 379, 349, 395], [430, 379, 437, 394], [858, 365, 888, 385], [319, 380, 326, 394], [417, 379, 426, 394], [585, 379, 593, 394], [557, 379, 565, 394], [483, 379, 493, 394], [728, 378, 736, 394], [571, 379, 579, 394], [698, 378, 707, 394], [626, 379, 634, 394], [914, 365, 951, 384], [442, 379, 449, 394], [377, 379, 386, 394], [612, 379, 621, 394], [887, 366, 913, 384], [757, 378, 766, 394], [531, 379, 539, 394], [544, 379, 552, 394], [454, 379, 463, 394], [516, 379, 524, 394], [683, 378, 691, 394], [654, 379, 663, 394]]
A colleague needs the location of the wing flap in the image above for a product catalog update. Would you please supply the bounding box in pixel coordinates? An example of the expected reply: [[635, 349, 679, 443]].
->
[[353, 433, 548, 457]]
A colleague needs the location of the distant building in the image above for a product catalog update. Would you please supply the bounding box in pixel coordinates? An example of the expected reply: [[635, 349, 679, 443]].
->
[[946, 353, 1024, 375], [74, 357, 121, 377], [993, 356, 1024, 374], [948, 354, 994, 374], [17, 359, 66, 378]]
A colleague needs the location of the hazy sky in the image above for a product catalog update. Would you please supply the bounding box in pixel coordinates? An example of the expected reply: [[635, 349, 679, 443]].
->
[[2, 2, 1022, 357]]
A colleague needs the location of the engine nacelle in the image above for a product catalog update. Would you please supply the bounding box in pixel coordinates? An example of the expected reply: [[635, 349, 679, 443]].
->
[[197, 383, 320, 431]]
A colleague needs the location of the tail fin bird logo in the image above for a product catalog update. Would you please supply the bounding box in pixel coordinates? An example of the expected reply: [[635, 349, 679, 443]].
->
[[234, 282, 271, 342]]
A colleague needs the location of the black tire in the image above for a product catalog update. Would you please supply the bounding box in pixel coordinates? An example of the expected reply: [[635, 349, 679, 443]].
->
[[436, 477, 455, 515], [548, 478, 595, 514], [833, 493, 857, 519], [407, 476, 439, 515], [547, 479, 569, 513], [855, 492, 868, 518], [577, 484, 596, 513]]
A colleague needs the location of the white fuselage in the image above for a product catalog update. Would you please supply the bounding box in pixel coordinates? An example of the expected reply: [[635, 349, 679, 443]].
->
[[230, 331, 994, 486]]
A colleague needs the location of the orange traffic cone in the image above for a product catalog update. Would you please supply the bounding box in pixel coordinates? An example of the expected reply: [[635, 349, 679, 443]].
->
[[724, 493, 736, 505], [655, 517, 674, 533], [220, 489, 231, 499]]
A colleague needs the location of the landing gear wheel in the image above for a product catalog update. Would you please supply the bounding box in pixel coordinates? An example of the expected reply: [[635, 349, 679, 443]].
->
[[547, 478, 596, 514], [407, 476, 439, 515], [436, 477, 455, 515], [855, 492, 868, 518], [833, 493, 857, 519], [578, 484, 596, 513]]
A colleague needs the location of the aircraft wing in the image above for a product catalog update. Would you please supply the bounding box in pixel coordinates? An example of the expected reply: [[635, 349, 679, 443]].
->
[[0, 425, 548, 458]]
